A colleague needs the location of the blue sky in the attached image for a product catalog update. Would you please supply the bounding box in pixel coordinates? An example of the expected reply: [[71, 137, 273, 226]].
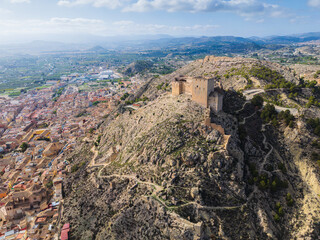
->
[[0, 0, 319, 43]]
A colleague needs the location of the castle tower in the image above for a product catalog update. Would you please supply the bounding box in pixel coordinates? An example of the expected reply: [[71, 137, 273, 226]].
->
[[172, 81, 182, 96], [172, 76, 223, 112], [191, 77, 215, 108]]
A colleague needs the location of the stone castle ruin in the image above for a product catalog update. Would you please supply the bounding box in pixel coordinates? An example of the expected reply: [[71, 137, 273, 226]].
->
[[172, 76, 223, 113], [172, 76, 232, 151]]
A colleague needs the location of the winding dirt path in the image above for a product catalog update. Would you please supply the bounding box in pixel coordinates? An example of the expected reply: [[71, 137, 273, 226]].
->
[[235, 101, 250, 114], [95, 156, 243, 213], [239, 111, 256, 125], [89, 146, 99, 167], [259, 130, 274, 173]]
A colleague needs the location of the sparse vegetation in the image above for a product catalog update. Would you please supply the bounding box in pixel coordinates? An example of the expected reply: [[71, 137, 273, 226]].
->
[[45, 181, 53, 189], [314, 70, 320, 79], [286, 193, 294, 206], [95, 135, 102, 146], [125, 96, 149, 105], [307, 118, 320, 136], [275, 202, 284, 218], [71, 161, 86, 173], [157, 82, 170, 91]]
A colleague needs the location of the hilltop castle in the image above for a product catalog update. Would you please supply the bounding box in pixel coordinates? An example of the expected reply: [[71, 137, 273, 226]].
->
[[172, 76, 223, 112]]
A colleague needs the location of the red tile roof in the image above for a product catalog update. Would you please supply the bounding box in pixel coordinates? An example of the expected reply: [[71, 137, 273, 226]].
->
[[62, 223, 70, 230]]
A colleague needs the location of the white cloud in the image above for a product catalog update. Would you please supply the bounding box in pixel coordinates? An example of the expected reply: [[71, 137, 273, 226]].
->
[[58, 0, 124, 9], [123, 0, 268, 13], [0, 8, 12, 14], [58, 0, 277, 14], [10, 0, 31, 3], [112, 20, 219, 35], [0, 18, 107, 37], [308, 0, 320, 7], [0, 17, 219, 37]]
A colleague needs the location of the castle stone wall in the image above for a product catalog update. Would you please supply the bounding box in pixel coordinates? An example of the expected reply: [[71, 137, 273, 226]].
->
[[207, 78, 215, 97], [172, 76, 222, 112], [172, 82, 181, 96], [208, 92, 223, 112], [192, 78, 209, 107]]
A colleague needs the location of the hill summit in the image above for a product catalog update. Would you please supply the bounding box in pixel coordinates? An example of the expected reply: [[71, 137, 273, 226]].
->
[[61, 56, 320, 240]]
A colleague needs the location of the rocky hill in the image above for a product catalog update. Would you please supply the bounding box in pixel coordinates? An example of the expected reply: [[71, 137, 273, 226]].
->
[[136, 56, 299, 101], [61, 56, 320, 239]]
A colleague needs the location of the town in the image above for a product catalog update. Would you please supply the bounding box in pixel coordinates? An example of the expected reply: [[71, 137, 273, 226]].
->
[[0, 67, 145, 239]]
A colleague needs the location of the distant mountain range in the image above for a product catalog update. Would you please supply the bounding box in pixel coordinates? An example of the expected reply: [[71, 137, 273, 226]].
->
[[1, 32, 320, 56], [250, 32, 320, 44]]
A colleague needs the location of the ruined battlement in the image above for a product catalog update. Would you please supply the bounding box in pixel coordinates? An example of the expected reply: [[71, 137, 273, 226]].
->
[[172, 75, 223, 113]]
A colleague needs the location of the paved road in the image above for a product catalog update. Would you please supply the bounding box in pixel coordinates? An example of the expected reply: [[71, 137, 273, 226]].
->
[[243, 88, 299, 116], [243, 89, 265, 100], [271, 104, 299, 116]]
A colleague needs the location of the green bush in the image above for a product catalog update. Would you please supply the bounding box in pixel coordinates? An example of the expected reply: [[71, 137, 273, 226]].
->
[[286, 193, 294, 206], [20, 142, 29, 152], [157, 83, 164, 90], [121, 93, 129, 100], [251, 95, 264, 108], [278, 163, 287, 173], [274, 213, 280, 222], [278, 110, 295, 127], [95, 135, 102, 146], [261, 104, 295, 127], [261, 103, 277, 122], [307, 118, 320, 136], [249, 65, 295, 90]]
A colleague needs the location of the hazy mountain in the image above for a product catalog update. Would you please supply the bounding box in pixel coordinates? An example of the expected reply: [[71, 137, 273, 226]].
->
[[1, 32, 320, 56]]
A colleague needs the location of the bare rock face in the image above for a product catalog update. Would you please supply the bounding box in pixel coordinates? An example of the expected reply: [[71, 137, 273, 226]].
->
[[206, 129, 222, 144]]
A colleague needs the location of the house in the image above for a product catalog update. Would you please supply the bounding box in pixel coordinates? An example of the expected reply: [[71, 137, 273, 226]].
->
[[0, 187, 7, 199], [61, 223, 70, 240], [4, 184, 48, 220], [172, 76, 224, 112], [42, 142, 63, 158]]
